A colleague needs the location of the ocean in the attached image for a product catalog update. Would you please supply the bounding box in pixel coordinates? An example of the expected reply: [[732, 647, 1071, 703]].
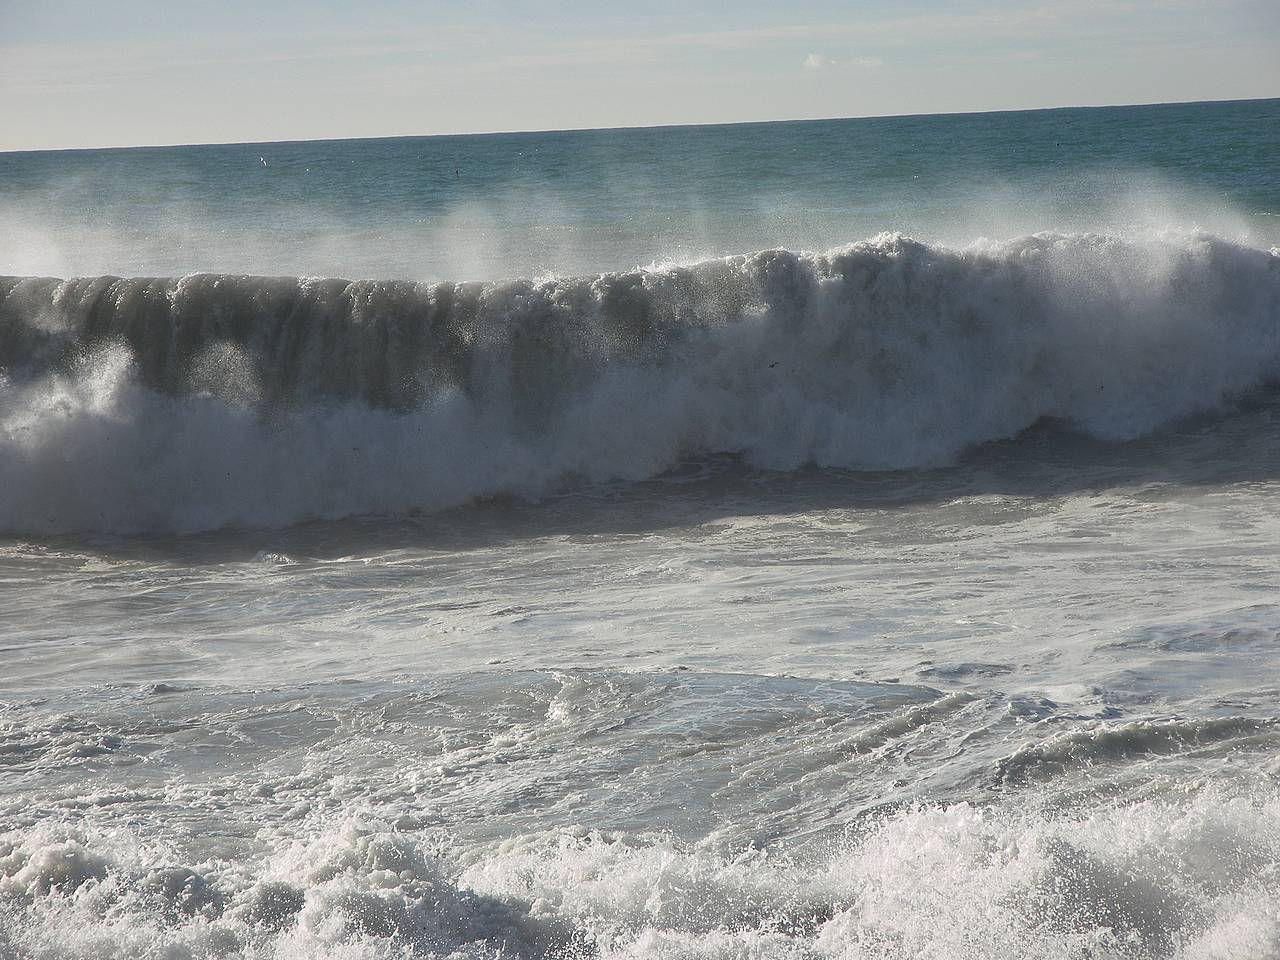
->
[[2, 98, 1279, 958]]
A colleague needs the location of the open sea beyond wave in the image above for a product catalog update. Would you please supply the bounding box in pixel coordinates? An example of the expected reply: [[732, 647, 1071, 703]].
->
[[2, 99, 1280, 959]]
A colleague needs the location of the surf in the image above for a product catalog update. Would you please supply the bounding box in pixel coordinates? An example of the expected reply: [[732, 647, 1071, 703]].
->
[[2, 230, 1277, 535]]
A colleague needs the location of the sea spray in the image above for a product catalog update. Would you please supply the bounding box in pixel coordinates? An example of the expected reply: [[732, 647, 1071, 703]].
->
[[2, 230, 1278, 534], [2, 784, 1278, 959]]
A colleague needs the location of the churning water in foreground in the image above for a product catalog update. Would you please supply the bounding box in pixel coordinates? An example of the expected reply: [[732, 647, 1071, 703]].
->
[[2, 99, 1280, 958]]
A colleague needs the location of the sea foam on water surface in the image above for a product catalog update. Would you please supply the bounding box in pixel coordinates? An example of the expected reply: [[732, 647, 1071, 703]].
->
[[1, 785, 1278, 959], [1, 230, 1278, 535], [5, 100, 1280, 960]]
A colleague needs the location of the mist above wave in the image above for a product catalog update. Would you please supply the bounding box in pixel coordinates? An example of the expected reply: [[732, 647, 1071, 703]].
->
[[1, 230, 1277, 535]]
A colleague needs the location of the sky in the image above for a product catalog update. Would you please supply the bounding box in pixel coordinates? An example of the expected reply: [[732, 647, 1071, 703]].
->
[[0, 0, 1277, 151]]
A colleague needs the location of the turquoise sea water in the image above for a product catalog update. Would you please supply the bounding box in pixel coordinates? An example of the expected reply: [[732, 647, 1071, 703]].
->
[[3, 100, 1280, 959], [2, 98, 1277, 280]]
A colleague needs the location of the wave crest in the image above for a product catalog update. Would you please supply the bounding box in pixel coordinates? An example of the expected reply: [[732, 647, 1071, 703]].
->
[[2, 230, 1277, 534]]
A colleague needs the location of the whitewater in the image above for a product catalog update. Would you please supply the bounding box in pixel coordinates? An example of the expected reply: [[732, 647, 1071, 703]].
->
[[3, 99, 1280, 959], [4, 231, 1279, 534]]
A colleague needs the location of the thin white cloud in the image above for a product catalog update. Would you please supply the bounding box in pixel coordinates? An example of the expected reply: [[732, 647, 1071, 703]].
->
[[804, 53, 882, 73]]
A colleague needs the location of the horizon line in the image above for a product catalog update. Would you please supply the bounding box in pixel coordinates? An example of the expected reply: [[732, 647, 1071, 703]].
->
[[2, 94, 1276, 156]]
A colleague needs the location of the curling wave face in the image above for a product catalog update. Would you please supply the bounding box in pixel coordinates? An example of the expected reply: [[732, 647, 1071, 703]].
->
[[2, 230, 1278, 534]]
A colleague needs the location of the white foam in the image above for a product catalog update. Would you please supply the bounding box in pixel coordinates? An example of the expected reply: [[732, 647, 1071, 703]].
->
[[2, 785, 1277, 958], [1, 230, 1277, 534]]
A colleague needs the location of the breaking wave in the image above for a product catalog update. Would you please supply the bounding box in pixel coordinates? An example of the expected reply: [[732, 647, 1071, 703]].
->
[[3, 785, 1279, 959], [2, 230, 1278, 534]]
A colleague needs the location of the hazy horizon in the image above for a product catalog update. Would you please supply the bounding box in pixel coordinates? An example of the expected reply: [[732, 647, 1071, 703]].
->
[[2, 93, 1276, 155]]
